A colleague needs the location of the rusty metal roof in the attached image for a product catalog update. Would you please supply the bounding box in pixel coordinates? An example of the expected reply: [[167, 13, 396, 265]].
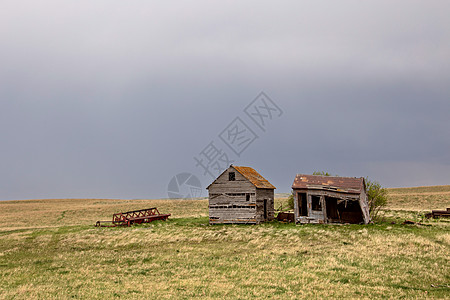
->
[[233, 166, 276, 189], [292, 174, 364, 194]]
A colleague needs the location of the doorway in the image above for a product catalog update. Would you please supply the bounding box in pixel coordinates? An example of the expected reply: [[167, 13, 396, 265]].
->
[[298, 193, 307, 216], [263, 199, 268, 220]]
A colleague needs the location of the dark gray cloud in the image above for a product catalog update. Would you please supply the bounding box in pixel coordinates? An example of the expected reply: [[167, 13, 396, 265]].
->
[[1, 1, 449, 200]]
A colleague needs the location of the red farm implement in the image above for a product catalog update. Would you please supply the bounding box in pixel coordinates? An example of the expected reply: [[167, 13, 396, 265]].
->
[[95, 207, 170, 227]]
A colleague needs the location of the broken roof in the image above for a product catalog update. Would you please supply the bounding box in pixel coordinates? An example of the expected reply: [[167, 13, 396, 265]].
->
[[233, 166, 276, 189], [292, 174, 364, 194]]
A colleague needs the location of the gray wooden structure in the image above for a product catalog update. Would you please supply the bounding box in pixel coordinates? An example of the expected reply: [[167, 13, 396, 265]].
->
[[207, 165, 276, 224], [292, 174, 370, 224]]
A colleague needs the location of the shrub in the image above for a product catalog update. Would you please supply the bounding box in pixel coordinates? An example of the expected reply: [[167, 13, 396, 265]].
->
[[365, 178, 388, 220], [287, 192, 294, 210]]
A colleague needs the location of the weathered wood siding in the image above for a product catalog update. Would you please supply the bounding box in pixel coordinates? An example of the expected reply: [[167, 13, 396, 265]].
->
[[293, 189, 326, 224], [208, 167, 258, 224], [255, 188, 275, 222], [208, 169, 255, 195], [209, 193, 257, 224], [359, 184, 371, 224]]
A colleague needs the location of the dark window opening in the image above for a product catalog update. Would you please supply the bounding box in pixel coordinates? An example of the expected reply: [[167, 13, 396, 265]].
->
[[311, 195, 322, 211], [210, 205, 255, 209], [246, 194, 250, 201], [229, 172, 235, 181], [226, 193, 245, 196]]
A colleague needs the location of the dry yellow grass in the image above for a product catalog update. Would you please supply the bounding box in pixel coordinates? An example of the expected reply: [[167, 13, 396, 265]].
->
[[0, 198, 208, 230], [386, 185, 450, 210], [0, 186, 449, 299]]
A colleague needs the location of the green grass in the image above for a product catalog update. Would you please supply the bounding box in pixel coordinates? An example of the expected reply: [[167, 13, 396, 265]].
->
[[0, 187, 449, 299]]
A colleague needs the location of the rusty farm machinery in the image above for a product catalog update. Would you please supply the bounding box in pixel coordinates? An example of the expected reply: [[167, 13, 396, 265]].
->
[[425, 208, 450, 219], [95, 207, 170, 227]]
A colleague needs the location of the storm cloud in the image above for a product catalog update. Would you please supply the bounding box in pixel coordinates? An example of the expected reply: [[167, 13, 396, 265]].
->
[[1, 1, 449, 200]]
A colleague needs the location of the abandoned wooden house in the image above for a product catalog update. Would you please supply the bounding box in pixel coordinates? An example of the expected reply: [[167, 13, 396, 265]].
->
[[292, 174, 371, 224], [207, 165, 276, 224]]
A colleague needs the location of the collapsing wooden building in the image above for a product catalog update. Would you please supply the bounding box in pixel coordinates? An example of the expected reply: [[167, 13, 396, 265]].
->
[[207, 165, 276, 224], [292, 174, 370, 224]]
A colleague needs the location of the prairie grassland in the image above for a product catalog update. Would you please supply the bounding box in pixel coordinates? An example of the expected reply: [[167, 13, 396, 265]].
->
[[0, 187, 449, 299], [0, 198, 208, 230], [387, 185, 450, 210]]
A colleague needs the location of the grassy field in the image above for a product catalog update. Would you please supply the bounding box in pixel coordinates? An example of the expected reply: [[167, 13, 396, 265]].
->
[[386, 185, 450, 210], [0, 186, 449, 299]]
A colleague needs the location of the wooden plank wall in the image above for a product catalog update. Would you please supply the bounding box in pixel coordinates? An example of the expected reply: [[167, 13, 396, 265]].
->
[[255, 188, 275, 222], [209, 167, 258, 224], [359, 190, 371, 224]]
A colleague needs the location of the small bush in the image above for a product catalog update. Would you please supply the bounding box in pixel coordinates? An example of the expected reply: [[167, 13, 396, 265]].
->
[[287, 192, 294, 210], [365, 178, 388, 220]]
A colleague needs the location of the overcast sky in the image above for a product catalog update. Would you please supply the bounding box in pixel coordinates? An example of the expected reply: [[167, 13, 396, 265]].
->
[[1, 1, 449, 200]]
